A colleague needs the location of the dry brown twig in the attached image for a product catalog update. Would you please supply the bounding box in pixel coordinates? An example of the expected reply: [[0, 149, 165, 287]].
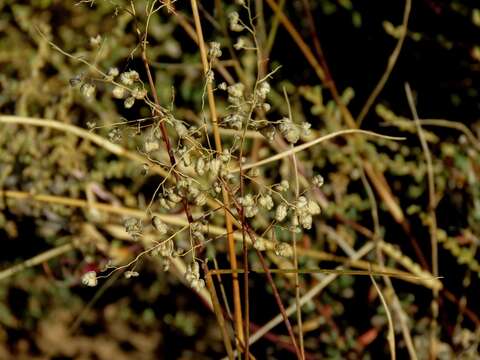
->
[[189, 0, 245, 348]]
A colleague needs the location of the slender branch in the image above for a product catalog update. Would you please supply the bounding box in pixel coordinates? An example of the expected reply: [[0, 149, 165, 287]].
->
[[360, 167, 418, 359], [222, 242, 375, 358], [189, 0, 245, 345], [284, 87, 305, 359], [230, 129, 405, 173], [204, 263, 235, 360], [139, 5, 194, 224], [0, 190, 441, 289], [357, 0, 412, 126], [0, 115, 169, 178], [0, 243, 74, 281]]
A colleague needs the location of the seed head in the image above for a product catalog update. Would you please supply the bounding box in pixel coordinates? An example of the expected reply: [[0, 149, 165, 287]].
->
[[275, 204, 288, 222], [108, 67, 119, 78], [144, 140, 159, 153], [152, 216, 168, 234], [124, 96, 135, 108], [120, 70, 139, 86], [312, 174, 324, 188], [208, 41, 222, 58], [89, 34, 102, 47], [124, 271, 139, 279], [81, 271, 98, 287], [228, 12, 244, 32], [259, 194, 274, 210], [112, 86, 125, 99], [132, 87, 147, 99], [256, 81, 271, 100], [274, 242, 293, 257], [80, 82, 96, 99]]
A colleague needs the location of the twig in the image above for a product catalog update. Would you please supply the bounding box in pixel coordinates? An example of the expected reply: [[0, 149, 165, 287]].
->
[[221, 242, 375, 359], [190, 0, 245, 345], [416, 118, 480, 152], [139, 3, 194, 224], [359, 167, 418, 359], [230, 129, 405, 173], [0, 115, 169, 178], [263, 0, 429, 272], [205, 263, 235, 360], [356, 0, 412, 126], [284, 87, 305, 359], [0, 243, 74, 281]]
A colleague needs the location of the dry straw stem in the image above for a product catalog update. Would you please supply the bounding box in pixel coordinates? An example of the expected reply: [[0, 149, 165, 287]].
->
[[0, 243, 74, 281], [356, 0, 412, 126], [0, 115, 169, 178], [359, 166, 418, 359], [0, 190, 267, 248], [0, 114, 221, 212], [140, 2, 194, 225], [204, 264, 235, 360], [265, 0, 355, 128], [0, 191, 216, 305], [418, 118, 480, 152], [221, 241, 375, 360], [230, 129, 405, 173], [207, 268, 436, 282], [405, 83, 439, 359], [0, 189, 437, 288], [378, 241, 442, 291], [369, 269, 396, 360], [285, 88, 305, 359], [189, 0, 244, 346], [265, 0, 427, 270]]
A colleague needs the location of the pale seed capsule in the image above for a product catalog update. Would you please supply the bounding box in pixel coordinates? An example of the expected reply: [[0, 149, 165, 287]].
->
[[194, 192, 207, 206], [90, 34, 102, 47], [259, 194, 274, 210], [196, 157, 206, 176], [81, 271, 98, 287], [193, 231, 205, 243], [244, 206, 258, 218], [307, 200, 321, 215], [112, 86, 125, 99], [81, 82, 96, 99], [132, 87, 147, 99], [312, 174, 325, 188], [300, 214, 313, 229], [124, 271, 139, 279], [274, 242, 293, 258], [275, 204, 288, 222], [144, 140, 159, 153], [209, 158, 222, 178], [228, 12, 244, 32], [174, 121, 188, 138], [167, 190, 182, 203], [275, 180, 290, 192], [227, 83, 245, 98], [208, 41, 222, 58], [108, 67, 119, 78], [152, 216, 168, 235], [256, 81, 270, 100], [124, 96, 135, 108], [120, 70, 139, 85]]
